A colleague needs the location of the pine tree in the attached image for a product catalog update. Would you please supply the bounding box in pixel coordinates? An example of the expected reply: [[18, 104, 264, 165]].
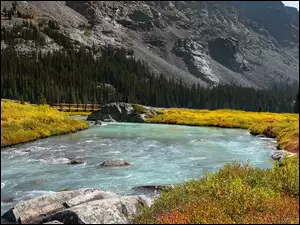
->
[[3, 6, 7, 19], [295, 91, 299, 114], [258, 105, 263, 112], [39, 94, 47, 105]]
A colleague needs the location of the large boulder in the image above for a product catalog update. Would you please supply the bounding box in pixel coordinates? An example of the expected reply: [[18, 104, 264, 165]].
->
[[87, 102, 157, 123], [1, 188, 117, 224], [99, 159, 132, 168], [42, 195, 152, 224], [271, 150, 296, 164]]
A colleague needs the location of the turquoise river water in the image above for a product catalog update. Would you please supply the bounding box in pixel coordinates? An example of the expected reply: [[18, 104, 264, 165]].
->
[[1, 122, 278, 214]]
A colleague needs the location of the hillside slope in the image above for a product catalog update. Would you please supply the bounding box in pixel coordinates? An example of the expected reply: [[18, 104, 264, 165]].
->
[[1, 1, 299, 88]]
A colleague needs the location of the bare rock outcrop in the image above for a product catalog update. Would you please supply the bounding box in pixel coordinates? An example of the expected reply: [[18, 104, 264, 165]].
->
[[1, 188, 151, 224]]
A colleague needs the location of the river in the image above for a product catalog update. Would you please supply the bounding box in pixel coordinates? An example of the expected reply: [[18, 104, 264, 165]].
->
[[1, 122, 278, 214]]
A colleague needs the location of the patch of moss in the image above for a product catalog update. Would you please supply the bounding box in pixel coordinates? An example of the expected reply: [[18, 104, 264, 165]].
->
[[132, 104, 147, 114]]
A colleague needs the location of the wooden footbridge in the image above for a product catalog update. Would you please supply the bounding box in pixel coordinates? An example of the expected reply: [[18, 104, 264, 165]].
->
[[51, 103, 101, 112]]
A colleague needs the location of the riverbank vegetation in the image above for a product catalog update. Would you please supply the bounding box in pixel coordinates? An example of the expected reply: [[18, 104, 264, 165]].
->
[[1, 99, 88, 147], [134, 155, 299, 224], [147, 109, 299, 153]]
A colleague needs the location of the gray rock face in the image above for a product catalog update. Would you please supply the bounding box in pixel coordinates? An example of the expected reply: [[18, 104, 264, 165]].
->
[[271, 150, 296, 165], [86, 102, 157, 123], [1, 1, 298, 88], [100, 159, 131, 168], [45, 195, 149, 224], [1, 188, 99, 224], [1, 188, 151, 224], [102, 115, 117, 123], [271, 151, 287, 161]]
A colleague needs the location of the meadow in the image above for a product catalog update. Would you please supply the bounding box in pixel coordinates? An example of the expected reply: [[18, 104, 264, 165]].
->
[[1, 99, 88, 147], [146, 108, 299, 153]]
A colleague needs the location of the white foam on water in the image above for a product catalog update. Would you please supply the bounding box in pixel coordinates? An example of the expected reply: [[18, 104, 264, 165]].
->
[[39, 157, 70, 165], [1, 182, 5, 189]]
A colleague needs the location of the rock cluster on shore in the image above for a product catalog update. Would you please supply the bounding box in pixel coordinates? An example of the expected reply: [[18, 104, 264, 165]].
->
[[1, 188, 152, 224], [87, 102, 158, 123]]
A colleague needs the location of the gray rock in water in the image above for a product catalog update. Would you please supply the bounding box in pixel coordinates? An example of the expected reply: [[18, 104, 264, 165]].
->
[[100, 159, 132, 167], [102, 115, 117, 122], [94, 120, 102, 125], [68, 159, 85, 165], [256, 134, 266, 138], [45, 195, 151, 224], [1, 196, 15, 203]]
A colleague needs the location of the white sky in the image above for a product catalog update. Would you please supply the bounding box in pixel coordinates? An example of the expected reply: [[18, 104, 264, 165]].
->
[[282, 1, 299, 10]]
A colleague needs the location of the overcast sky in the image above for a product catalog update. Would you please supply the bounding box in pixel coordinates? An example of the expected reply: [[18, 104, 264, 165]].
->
[[282, 1, 299, 10]]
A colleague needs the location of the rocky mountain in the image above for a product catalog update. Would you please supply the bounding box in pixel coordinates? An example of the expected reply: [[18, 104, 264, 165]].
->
[[1, 1, 299, 88]]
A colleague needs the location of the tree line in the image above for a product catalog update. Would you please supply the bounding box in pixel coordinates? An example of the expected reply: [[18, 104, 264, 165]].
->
[[1, 19, 299, 113], [1, 45, 298, 113]]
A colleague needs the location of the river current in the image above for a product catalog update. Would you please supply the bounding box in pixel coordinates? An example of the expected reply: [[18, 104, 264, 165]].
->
[[1, 122, 278, 214]]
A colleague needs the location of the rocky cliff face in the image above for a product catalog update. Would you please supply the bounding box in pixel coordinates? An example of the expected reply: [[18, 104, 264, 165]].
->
[[1, 1, 299, 88]]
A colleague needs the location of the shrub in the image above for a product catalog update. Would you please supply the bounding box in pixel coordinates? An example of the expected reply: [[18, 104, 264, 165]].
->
[[134, 156, 299, 224]]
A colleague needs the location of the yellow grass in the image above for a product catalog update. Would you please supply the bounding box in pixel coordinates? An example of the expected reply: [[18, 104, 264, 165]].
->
[[147, 109, 299, 153], [1, 99, 88, 148]]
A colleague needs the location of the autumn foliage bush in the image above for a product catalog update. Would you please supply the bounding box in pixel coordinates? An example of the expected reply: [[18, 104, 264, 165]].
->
[[134, 156, 299, 224]]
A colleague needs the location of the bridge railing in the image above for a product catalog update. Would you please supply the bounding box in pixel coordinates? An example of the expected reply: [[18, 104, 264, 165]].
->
[[51, 103, 101, 112]]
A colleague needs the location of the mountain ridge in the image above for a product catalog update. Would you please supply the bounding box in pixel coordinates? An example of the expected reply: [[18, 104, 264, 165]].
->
[[1, 1, 299, 88]]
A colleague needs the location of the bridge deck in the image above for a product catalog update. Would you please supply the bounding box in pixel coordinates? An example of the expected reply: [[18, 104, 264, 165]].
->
[[51, 103, 101, 112]]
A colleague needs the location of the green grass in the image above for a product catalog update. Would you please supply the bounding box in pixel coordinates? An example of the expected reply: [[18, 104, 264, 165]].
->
[[1, 99, 88, 147], [134, 156, 299, 224], [132, 104, 147, 114]]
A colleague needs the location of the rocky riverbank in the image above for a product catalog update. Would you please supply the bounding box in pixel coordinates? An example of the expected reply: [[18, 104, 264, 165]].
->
[[1, 188, 153, 224], [86, 102, 160, 123]]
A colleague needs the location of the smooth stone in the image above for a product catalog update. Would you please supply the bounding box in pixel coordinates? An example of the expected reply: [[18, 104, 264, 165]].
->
[[271, 150, 287, 161], [63, 190, 119, 208], [94, 120, 102, 125]]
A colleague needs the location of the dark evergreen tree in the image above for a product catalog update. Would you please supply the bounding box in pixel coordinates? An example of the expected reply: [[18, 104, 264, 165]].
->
[[295, 91, 299, 114], [1, 24, 298, 113]]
